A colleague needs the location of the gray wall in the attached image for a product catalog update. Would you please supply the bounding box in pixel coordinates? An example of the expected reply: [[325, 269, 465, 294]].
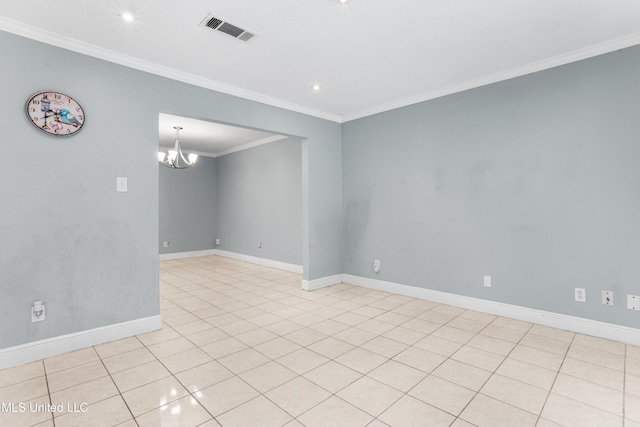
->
[[159, 156, 216, 254], [215, 137, 303, 265], [1, 29, 342, 350], [1, 32, 160, 348], [342, 46, 640, 328]]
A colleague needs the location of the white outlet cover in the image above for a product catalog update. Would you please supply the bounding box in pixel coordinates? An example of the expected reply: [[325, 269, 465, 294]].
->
[[602, 290, 613, 306], [31, 304, 45, 322], [575, 288, 586, 302], [483, 275, 491, 288], [628, 295, 640, 311]]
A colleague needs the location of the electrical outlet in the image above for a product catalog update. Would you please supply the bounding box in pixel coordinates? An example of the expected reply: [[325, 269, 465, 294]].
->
[[628, 295, 640, 311], [373, 259, 381, 273], [483, 275, 492, 288], [258, 242, 263, 250], [32, 301, 45, 322], [602, 290, 613, 306], [215, 239, 220, 246], [575, 288, 586, 302], [163, 241, 169, 248]]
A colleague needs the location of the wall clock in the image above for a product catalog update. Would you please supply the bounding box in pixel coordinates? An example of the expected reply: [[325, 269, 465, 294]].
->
[[25, 91, 85, 136]]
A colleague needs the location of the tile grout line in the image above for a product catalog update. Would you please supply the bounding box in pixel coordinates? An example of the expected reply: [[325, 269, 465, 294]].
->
[[135, 326, 221, 425], [379, 307, 483, 425], [41, 359, 55, 427], [623, 343, 626, 426], [98, 337, 153, 426], [444, 317, 534, 426], [534, 331, 576, 426]]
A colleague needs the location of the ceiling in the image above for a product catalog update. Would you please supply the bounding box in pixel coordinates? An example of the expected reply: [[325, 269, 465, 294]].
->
[[2, 1, 640, 124], [159, 113, 286, 157]]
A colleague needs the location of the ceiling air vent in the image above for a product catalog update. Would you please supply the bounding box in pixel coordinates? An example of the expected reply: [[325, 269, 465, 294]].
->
[[200, 14, 256, 42]]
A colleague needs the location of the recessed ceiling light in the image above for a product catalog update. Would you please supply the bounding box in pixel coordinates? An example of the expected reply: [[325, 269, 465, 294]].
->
[[337, 0, 350, 3], [121, 12, 134, 22], [312, 84, 321, 91]]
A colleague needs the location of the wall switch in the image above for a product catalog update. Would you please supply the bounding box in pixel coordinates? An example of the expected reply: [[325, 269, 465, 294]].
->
[[373, 259, 381, 273], [602, 290, 613, 306], [32, 301, 45, 322], [575, 288, 586, 302], [163, 241, 169, 248], [116, 177, 128, 192], [628, 295, 640, 311], [483, 275, 491, 288]]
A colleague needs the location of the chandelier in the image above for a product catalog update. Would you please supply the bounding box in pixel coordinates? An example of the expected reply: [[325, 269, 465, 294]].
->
[[158, 126, 198, 169]]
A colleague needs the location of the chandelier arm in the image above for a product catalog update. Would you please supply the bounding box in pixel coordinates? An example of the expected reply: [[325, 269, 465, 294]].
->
[[158, 126, 195, 169], [178, 149, 192, 166], [159, 160, 177, 169]]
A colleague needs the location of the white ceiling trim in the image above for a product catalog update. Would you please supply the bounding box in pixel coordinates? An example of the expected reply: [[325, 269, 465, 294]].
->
[[3, 16, 640, 125], [341, 31, 640, 122], [162, 134, 287, 159], [0, 16, 341, 123], [213, 134, 289, 158]]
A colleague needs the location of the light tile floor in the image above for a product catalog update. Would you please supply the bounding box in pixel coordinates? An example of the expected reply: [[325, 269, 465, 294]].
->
[[1, 255, 639, 426]]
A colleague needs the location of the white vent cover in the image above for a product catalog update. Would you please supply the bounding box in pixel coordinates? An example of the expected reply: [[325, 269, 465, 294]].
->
[[200, 14, 256, 42]]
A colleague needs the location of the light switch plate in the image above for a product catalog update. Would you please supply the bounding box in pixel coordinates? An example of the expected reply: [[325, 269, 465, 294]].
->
[[483, 275, 491, 288], [116, 177, 128, 192]]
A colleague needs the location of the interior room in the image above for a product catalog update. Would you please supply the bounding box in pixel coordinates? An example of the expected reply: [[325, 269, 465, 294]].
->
[[157, 113, 303, 267], [1, 1, 640, 426]]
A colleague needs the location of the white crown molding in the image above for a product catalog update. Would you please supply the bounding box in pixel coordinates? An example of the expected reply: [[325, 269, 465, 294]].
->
[[342, 274, 640, 347], [4, 17, 640, 126], [214, 134, 289, 158], [161, 135, 292, 159], [341, 32, 640, 123], [0, 316, 161, 370], [0, 17, 342, 124]]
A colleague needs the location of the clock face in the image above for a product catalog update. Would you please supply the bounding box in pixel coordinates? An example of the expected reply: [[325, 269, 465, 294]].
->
[[25, 91, 85, 136]]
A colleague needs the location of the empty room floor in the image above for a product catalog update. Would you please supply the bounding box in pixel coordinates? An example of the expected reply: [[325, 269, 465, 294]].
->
[[0, 255, 638, 427]]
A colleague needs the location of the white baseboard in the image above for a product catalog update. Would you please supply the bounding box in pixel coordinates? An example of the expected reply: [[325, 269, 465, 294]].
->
[[160, 249, 303, 274], [342, 274, 640, 347], [302, 274, 343, 291], [159, 249, 217, 261], [0, 315, 161, 370], [210, 250, 303, 274]]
